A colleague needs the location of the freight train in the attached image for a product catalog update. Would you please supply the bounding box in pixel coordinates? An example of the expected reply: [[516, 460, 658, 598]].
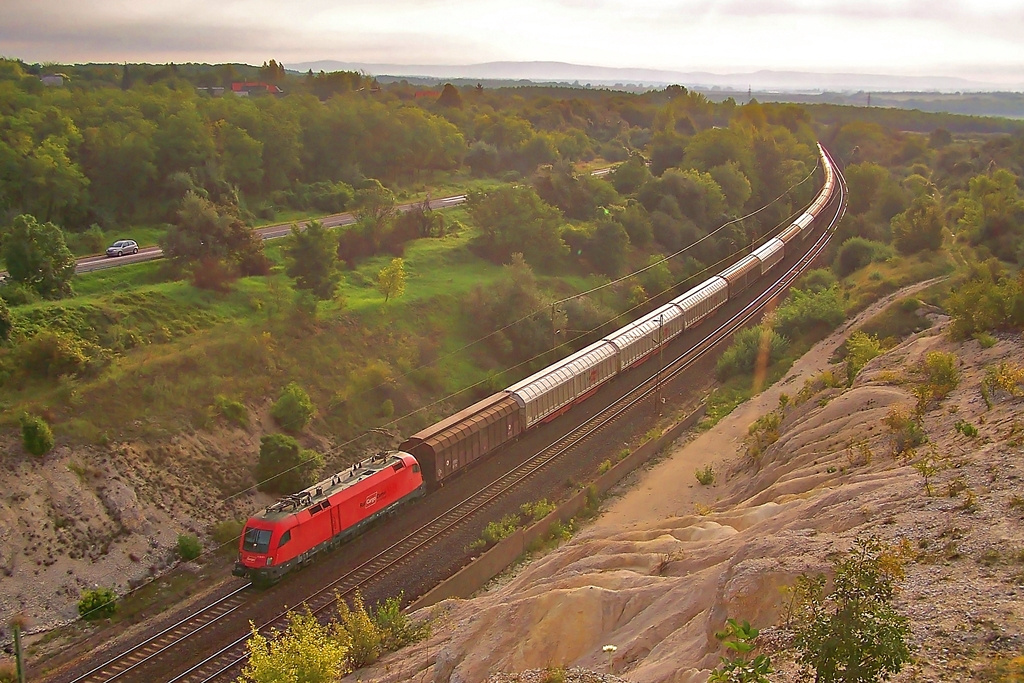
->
[[234, 143, 837, 583]]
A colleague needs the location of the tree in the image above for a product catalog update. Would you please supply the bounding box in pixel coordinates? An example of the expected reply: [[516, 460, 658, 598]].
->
[[609, 154, 652, 195], [214, 121, 264, 193], [586, 220, 630, 276], [533, 163, 619, 221], [272, 382, 315, 432], [955, 169, 1024, 260], [255, 433, 324, 494], [891, 195, 943, 255], [843, 163, 890, 216], [240, 609, 349, 683], [353, 181, 397, 236], [1, 214, 75, 299], [23, 136, 89, 224], [467, 185, 567, 269], [436, 83, 463, 108], [0, 297, 12, 342], [285, 220, 341, 300], [160, 192, 270, 286], [793, 537, 911, 683], [708, 161, 752, 212], [376, 258, 406, 303]]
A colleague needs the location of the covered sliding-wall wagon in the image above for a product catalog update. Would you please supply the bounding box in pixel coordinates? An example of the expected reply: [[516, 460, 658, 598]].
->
[[399, 392, 522, 486], [507, 340, 619, 428], [603, 303, 685, 371], [674, 277, 729, 329]]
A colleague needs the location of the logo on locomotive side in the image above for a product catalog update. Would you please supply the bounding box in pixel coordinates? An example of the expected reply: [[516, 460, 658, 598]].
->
[[365, 492, 379, 507]]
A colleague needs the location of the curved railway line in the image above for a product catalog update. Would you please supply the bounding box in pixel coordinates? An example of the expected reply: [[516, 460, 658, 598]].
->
[[53, 150, 847, 683]]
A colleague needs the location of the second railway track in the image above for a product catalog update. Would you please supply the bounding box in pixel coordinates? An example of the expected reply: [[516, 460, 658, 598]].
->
[[51, 153, 847, 683]]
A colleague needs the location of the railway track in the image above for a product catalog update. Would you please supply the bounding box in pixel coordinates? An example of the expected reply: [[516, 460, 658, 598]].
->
[[65, 584, 250, 683], [55, 155, 846, 683]]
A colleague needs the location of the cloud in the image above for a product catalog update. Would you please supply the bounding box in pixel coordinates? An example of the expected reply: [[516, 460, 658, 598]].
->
[[1, 0, 1022, 80]]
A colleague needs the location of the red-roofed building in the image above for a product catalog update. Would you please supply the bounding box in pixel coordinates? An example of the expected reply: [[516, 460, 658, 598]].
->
[[231, 82, 284, 97]]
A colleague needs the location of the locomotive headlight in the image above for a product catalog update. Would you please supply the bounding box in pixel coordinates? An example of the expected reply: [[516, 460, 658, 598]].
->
[[266, 557, 273, 566]]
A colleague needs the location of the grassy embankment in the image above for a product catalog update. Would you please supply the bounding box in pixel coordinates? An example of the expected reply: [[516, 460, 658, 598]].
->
[[2, 213, 604, 450], [701, 247, 957, 426]]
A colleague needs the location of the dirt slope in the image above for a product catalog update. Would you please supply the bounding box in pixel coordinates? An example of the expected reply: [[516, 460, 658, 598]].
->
[[349, 286, 1024, 683], [0, 427, 269, 634]]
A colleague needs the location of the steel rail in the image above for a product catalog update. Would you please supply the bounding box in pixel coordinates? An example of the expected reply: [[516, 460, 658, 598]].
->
[[62, 583, 251, 683], [175, 154, 848, 683]]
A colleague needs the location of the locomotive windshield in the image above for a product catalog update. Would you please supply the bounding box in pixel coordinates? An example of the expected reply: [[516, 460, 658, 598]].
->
[[242, 527, 272, 554]]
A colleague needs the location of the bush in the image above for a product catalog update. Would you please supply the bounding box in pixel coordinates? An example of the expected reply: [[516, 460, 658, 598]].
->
[[945, 272, 1024, 339], [372, 593, 429, 651], [15, 330, 93, 379], [0, 281, 40, 306], [884, 406, 926, 457], [21, 414, 54, 457], [338, 593, 382, 669], [792, 537, 911, 682], [695, 464, 715, 485], [845, 331, 882, 384], [835, 237, 890, 277], [255, 433, 325, 494], [521, 499, 556, 521], [177, 533, 202, 561], [272, 382, 315, 432], [214, 395, 249, 427], [775, 286, 845, 338], [923, 351, 960, 400], [78, 587, 117, 620], [716, 325, 789, 380], [212, 519, 244, 546], [306, 180, 355, 214], [241, 609, 349, 683]]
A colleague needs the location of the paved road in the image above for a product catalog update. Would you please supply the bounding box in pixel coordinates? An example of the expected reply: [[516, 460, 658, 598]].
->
[[8, 166, 614, 279], [71, 194, 470, 275]]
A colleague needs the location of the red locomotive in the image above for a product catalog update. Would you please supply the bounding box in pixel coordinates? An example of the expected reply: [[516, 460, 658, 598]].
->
[[234, 451, 424, 583]]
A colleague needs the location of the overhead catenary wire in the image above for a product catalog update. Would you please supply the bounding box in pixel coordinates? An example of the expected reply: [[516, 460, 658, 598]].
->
[[223, 155, 824, 503], [9, 155, 828, 630]]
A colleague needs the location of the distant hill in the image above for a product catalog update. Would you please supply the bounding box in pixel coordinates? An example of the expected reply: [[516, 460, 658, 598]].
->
[[289, 60, 1021, 93]]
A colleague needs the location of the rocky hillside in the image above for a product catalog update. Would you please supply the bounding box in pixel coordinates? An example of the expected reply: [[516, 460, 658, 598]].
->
[[0, 418, 290, 632], [348, 292, 1024, 682]]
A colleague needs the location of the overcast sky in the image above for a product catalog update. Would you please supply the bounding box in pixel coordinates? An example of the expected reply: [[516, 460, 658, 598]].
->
[[2, 0, 1022, 84]]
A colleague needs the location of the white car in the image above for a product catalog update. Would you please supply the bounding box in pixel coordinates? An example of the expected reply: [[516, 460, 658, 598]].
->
[[106, 240, 139, 257]]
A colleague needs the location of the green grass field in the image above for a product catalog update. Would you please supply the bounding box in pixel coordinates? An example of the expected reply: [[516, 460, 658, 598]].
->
[[1, 208, 609, 447]]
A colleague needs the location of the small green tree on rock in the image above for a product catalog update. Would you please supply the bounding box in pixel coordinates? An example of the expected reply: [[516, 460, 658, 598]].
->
[[78, 587, 117, 620], [176, 533, 202, 561], [272, 382, 315, 432], [793, 536, 911, 683], [255, 433, 324, 494], [708, 618, 772, 683]]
